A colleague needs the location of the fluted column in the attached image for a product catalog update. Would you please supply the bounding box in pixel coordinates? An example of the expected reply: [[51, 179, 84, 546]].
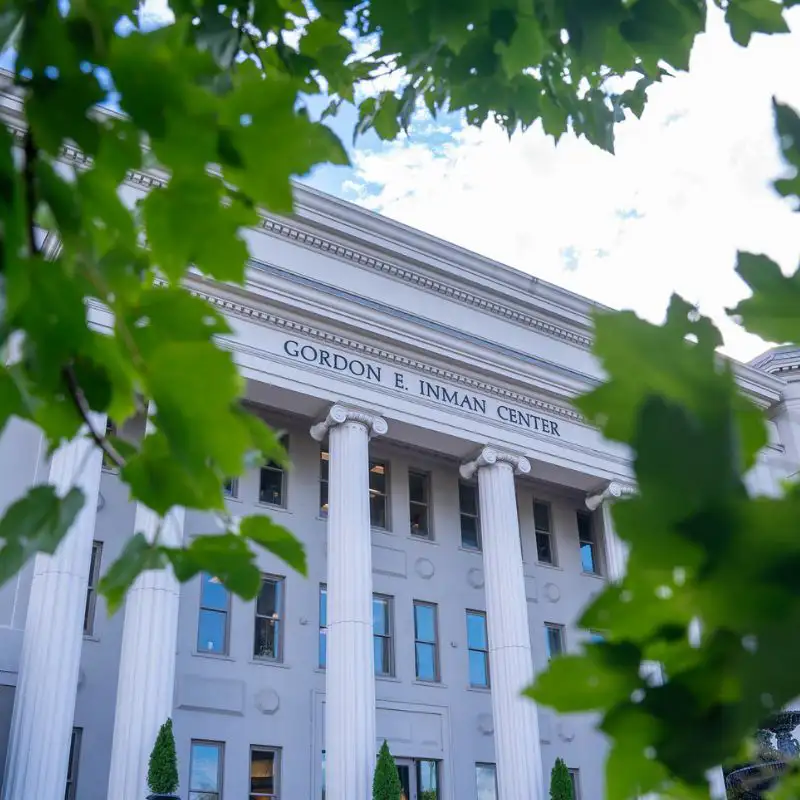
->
[[585, 481, 634, 583], [311, 404, 387, 800], [2, 420, 105, 800], [107, 502, 185, 800], [461, 447, 543, 800]]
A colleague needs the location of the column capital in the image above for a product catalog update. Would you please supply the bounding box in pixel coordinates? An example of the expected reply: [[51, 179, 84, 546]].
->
[[585, 480, 637, 511], [459, 446, 531, 480], [309, 403, 388, 442]]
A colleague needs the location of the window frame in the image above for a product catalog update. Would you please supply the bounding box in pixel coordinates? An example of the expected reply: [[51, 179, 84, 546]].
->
[[475, 762, 498, 800], [533, 500, 556, 566], [413, 600, 440, 682], [318, 584, 327, 669], [65, 727, 82, 800], [466, 609, 490, 688], [259, 434, 289, 508], [197, 573, 231, 656], [577, 509, 600, 575], [249, 745, 281, 800], [189, 740, 224, 800], [319, 448, 330, 518], [223, 477, 239, 499], [408, 469, 432, 538], [368, 458, 390, 530], [545, 622, 566, 660], [459, 480, 481, 550], [569, 768, 581, 800], [372, 593, 394, 677], [253, 574, 285, 662], [83, 541, 103, 636]]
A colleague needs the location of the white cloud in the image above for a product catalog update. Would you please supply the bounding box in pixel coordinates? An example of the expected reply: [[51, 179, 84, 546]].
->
[[342, 7, 800, 362]]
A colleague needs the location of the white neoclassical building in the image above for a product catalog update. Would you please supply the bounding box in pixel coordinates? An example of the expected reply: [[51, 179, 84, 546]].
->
[[0, 74, 799, 800]]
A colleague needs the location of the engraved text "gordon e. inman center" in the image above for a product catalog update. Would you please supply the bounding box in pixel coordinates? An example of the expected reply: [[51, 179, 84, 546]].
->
[[283, 339, 561, 438]]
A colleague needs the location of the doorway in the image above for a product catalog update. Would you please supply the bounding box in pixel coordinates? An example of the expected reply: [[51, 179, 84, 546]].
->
[[396, 759, 414, 800], [395, 758, 440, 800]]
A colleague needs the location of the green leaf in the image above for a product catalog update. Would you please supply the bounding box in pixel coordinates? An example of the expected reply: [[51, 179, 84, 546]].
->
[[731, 251, 800, 343], [772, 99, 800, 209], [240, 514, 307, 574], [496, 15, 545, 79], [99, 532, 166, 614], [164, 533, 262, 598], [725, 0, 790, 47], [0, 485, 84, 585], [143, 175, 258, 283]]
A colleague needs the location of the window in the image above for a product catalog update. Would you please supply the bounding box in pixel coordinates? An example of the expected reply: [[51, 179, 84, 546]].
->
[[373, 594, 394, 676], [534, 501, 555, 565], [545, 623, 565, 660], [223, 477, 239, 499], [414, 601, 439, 681], [475, 763, 498, 800], [250, 747, 280, 799], [83, 541, 102, 635], [416, 760, 440, 800], [254, 576, 284, 661], [569, 768, 581, 800], [102, 419, 117, 471], [467, 610, 489, 687], [260, 435, 288, 506], [459, 481, 480, 550], [589, 630, 605, 643], [197, 573, 230, 654], [319, 449, 329, 516], [409, 470, 431, 537], [369, 460, 389, 528], [190, 741, 223, 800], [319, 585, 327, 669], [64, 727, 82, 800], [577, 510, 599, 574]]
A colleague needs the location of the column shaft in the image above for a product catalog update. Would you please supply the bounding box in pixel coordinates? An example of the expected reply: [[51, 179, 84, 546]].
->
[[475, 457, 543, 800], [2, 424, 104, 800], [316, 410, 383, 800], [600, 502, 628, 583], [107, 505, 185, 800]]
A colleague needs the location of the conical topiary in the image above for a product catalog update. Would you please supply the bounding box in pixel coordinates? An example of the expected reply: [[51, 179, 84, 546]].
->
[[550, 757, 574, 800], [373, 740, 402, 800], [147, 718, 179, 797]]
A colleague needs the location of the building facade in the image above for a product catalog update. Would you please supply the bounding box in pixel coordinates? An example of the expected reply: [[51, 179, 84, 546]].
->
[[1, 82, 800, 800]]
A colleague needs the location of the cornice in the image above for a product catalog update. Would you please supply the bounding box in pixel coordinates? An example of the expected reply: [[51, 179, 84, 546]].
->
[[185, 282, 585, 425]]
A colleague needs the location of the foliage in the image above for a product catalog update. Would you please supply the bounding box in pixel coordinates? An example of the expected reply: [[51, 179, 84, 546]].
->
[[147, 718, 179, 795], [529, 98, 800, 799], [550, 757, 574, 800], [372, 740, 401, 800], [0, 0, 799, 798]]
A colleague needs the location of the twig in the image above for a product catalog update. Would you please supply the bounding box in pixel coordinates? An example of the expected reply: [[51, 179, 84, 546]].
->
[[61, 364, 126, 469]]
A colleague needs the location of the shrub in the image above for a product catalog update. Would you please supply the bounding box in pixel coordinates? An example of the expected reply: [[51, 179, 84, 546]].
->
[[550, 757, 573, 800], [373, 740, 402, 800], [147, 718, 179, 795]]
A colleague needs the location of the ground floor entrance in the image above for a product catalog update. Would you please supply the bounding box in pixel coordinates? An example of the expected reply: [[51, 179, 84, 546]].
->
[[396, 758, 441, 800]]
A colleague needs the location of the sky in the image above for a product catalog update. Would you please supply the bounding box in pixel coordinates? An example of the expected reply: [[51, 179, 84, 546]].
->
[[304, 6, 800, 364]]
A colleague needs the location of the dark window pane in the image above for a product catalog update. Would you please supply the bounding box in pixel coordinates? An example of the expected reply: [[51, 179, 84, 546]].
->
[[250, 749, 276, 794], [469, 650, 488, 686], [410, 502, 429, 536], [416, 642, 437, 681], [533, 502, 550, 532], [369, 461, 387, 493], [374, 636, 391, 675], [415, 604, 436, 642], [459, 483, 478, 516], [370, 493, 387, 528], [536, 532, 553, 564], [580, 542, 596, 573], [254, 618, 280, 659], [200, 574, 228, 610], [319, 630, 327, 668], [319, 587, 327, 626], [259, 467, 284, 506], [409, 471, 427, 503], [257, 580, 279, 618], [197, 610, 226, 653], [320, 451, 329, 480], [546, 626, 564, 659], [320, 480, 329, 517], [577, 511, 593, 541], [460, 514, 479, 549], [466, 613, 487, 649]]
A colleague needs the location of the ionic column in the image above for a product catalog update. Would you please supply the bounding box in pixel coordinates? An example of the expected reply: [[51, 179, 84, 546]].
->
[[107, 503, 185, 800], [311, 404, 387, 800], [585, 481, 635, 583], [2, 420, 105, 800], [461, 447, 543, 800]]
